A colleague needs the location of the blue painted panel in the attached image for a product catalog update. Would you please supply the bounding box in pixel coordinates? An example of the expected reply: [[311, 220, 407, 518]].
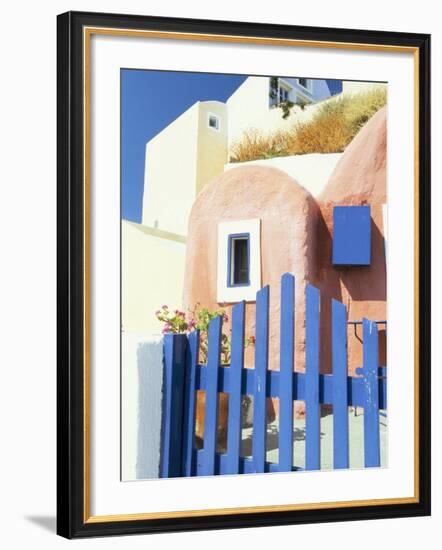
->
[[160, 334, 187, 478], [252, 285, 269, 473], [200, 316, 222, 476], [362, 319, 381, 467], [182, 330, 199, 477], [226, 301, 246, 474], [333, 206, 371, 266], [305, 284, 321, 470], [332, 299, 349, 469], [227, 233, 250, 288], [278, 273, 295, 472]]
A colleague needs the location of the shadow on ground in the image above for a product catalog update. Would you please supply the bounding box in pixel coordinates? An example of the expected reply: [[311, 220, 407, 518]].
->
[[25, 515, 56, 533], [240, 425, 325, 457]]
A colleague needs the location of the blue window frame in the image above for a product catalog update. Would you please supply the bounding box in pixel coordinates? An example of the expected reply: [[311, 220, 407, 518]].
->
[[227, 233, 250, 287]]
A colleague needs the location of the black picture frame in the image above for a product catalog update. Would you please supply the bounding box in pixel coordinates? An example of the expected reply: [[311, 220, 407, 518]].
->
[[57, 10, 431, 539]]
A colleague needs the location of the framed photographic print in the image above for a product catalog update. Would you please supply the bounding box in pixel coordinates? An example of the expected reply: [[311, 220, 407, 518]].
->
[[57, 10, 431, 539]]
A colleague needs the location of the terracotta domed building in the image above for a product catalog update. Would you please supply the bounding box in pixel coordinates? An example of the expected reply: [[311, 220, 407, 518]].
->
[[183, 106, 387, 423]]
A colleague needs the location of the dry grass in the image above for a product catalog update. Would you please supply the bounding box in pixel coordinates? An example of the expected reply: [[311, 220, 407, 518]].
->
[[228, 128, 291, 163], [289, 110, 352, 154], [229, 87, 387, 162]]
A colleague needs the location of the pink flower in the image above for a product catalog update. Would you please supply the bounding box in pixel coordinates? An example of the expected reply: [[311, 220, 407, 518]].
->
[[162, 305, 168, 309], [155, 310, 161, 316], [188, 319, 196, 329], [223, 313, 229, 322], [162, 322, 173, 334]]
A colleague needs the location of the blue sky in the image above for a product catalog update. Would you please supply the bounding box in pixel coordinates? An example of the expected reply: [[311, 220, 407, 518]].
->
[[121, 69, 247, 222]]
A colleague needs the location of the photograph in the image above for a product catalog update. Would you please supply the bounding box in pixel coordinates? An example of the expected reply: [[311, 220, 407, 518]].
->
[[56, 11, 430, 538], [120, 69, 389, 481]]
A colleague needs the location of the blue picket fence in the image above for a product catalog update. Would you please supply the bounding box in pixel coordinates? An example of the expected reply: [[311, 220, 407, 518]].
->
[[160, 273, 387, 478]]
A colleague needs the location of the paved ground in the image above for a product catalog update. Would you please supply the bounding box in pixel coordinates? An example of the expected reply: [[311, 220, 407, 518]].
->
[[240, 408, 388, 470]]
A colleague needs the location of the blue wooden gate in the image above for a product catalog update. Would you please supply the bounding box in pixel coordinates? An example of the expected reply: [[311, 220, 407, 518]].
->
[[160, 273, 387, 477]]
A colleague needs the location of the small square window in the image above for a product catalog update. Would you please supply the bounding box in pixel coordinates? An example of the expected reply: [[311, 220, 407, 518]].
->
[[227, 234, 250, 287], [298, 78, 310, 90], [208, 114, 220, 131]]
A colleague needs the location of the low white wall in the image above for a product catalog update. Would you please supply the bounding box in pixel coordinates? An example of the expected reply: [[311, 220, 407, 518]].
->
[[121, 332, 164, 481], [122, 220, 186, 334], [224, 153, 342, 197]]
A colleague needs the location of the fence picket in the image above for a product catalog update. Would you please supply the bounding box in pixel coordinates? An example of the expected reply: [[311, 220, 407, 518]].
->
[[362, 319, 380, 467], [182, 330, 200, 477], [200, 316, 222, 476], [332, 299, 349, 469], [226, 301, 246, 475], [252, 285, 270, 473], [305, 284, 321, 470], [160, 334, 187, 478], [279, 273, 295, 472]]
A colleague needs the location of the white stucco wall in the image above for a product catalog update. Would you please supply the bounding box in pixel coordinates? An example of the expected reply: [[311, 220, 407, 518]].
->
[[122, 220, 186, 334], [142, 101, 228, 236], [226, 76, 270, 147], [121, 332, 164, 481], [196, 101, 228, 194], [142, 102, 200, 235], [224, 152, 343, 197]]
